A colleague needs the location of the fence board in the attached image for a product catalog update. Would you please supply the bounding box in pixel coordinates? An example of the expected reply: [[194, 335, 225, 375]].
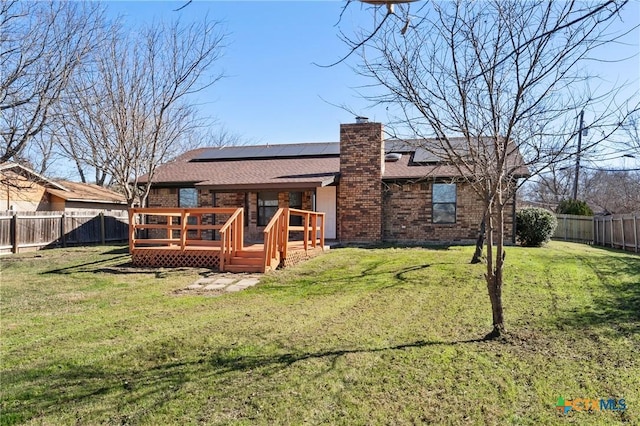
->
[[553, 214, 593, 243], [0, 210, 128, 254], [593, 213, 639, 253]]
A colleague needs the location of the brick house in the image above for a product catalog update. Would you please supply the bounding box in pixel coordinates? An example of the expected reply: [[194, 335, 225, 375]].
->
[[142, 119, 528, 244]]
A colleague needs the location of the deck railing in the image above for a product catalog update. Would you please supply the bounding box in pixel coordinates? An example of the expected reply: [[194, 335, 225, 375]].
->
[[129, 207, 323, 272], [128, 207, 242, 253], [263, 208, 325, 271], [218, 208, 245, 270]]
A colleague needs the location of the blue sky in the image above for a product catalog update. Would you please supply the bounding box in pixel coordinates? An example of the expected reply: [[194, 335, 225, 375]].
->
[[107, 1, 386, 144], [105, 0, 640, 152]]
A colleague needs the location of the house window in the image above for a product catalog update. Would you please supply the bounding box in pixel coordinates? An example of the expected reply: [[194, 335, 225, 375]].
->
[[432, 183, 456, 224], [289, 191, 303, 226], [258, 192, 279, 226], [178, 188, 198, 208], [178, 188, 198, 231]]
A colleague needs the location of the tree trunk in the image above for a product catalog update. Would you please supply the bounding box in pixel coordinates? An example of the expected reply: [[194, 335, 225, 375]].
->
[[471, 214, 486, 264], [484, 208, 506, 339]]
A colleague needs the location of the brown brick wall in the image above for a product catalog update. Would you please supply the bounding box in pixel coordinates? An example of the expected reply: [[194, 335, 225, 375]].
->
[[382, 181, 515, 244], [147, 187, 178, 208], [338, 122, 384, 243]]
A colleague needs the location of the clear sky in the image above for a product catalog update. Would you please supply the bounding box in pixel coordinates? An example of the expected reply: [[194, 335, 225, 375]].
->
[[106, 0, 390, 145], [104, 0, 639, 157]]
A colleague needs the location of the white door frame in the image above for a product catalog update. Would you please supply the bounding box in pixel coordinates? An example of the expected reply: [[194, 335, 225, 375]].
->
[[315, 186, 337, 239]]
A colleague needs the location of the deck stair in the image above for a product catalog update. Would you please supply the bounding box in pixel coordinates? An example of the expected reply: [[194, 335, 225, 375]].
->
[[224, 250, 265, 273]]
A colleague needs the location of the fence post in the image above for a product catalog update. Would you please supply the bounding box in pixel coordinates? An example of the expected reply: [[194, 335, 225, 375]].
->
[[634, 214, 638, 253], [563, 215, 568, 241], [100, 212, 106, 245], [11, 212, 17, 254], [620, 216, 625, 251], [60, 212, 66, 248], [609, 216, 614, 248]]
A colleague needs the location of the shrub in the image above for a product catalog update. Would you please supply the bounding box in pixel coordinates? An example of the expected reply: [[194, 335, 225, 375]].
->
[[516, 208, 557, 247], [555, 199, 593, 216]]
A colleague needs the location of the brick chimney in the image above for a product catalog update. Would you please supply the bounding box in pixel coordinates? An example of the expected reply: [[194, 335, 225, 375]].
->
[[337, 117, 384, 243]]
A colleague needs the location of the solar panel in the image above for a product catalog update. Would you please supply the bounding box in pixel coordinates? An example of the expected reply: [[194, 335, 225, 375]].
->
[[190, 137, 477, 163], [411, 138, 471, 163], [191, 142, 340, 162]]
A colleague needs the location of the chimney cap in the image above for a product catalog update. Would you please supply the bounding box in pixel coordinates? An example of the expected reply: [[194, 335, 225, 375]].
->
[[355, 116, 369, 124]]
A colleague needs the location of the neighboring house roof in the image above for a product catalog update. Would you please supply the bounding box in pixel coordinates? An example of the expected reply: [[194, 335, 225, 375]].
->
[[47, 181, 127, 205], [1, 162, 126, 205], [0, 162, 68, 191], [143, 138, 529, 190]]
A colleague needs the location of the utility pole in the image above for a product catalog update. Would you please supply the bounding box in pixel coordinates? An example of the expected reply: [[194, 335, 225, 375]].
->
[[573, 110, 585, 200]]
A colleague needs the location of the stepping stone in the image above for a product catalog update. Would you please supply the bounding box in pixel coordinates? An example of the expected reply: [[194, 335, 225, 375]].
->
[[213, 278, 235, 285], [194, 278, 216, 285], [187, 284, 203, 290], [225, 284, 244, 292], [234, 278, 260, 288], [204, 283, 227, 290]]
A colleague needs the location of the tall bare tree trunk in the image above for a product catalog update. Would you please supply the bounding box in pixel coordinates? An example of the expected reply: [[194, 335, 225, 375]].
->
[[485, 205, 506, 339], [471, 213, 486, 264]]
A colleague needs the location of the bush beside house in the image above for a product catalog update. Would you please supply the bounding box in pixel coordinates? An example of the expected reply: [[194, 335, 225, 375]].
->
[[516, 208, 557, 247]]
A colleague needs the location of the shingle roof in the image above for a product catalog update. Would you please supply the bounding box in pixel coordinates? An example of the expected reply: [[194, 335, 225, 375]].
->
[[144, 139, 528, 189], [0, 162, 67, 190], [47, 181, 127, 204]]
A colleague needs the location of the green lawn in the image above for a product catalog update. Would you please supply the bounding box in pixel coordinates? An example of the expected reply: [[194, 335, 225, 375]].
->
[[1, 242, 638, 425]]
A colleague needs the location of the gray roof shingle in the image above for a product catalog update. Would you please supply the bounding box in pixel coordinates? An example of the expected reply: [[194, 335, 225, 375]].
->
[[143, 138, 528, 189]]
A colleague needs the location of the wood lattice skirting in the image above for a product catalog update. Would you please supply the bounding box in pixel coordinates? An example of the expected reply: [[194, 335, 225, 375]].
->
[[281, 246, 325, 268], [132, 248, 221, 269]]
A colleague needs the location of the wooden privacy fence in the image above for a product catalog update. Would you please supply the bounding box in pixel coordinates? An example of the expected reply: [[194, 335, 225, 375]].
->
[[554, 213, 639, 253], [593, 214, 639, 253], [0, 210, 129, 254], [554, 214, 593, 243]]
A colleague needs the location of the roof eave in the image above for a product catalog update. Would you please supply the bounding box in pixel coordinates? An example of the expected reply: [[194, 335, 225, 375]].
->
[[195, 178, 337, 192]]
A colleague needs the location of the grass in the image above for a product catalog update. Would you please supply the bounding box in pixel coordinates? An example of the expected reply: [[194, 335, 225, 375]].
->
[[1, 242, 638, 425]]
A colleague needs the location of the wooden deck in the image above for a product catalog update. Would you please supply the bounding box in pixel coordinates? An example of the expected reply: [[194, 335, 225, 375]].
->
[[128, 208, 325, 273]]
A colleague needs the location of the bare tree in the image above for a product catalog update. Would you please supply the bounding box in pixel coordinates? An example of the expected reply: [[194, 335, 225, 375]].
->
[[0, 0, 103, 163], [59, 17, 226, 207], [621, 111, 640, 156], [583, 169, 640, 213], [525, 165, 581, 209], [344, 0, 637, 338]]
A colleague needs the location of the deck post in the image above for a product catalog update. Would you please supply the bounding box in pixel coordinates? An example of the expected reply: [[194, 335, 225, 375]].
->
[[310, 213, 316, 249], [320, 212, 325, 249], [303, 212, 309, 251], [220, 229, 226, 271], [233, 214, 239, 257], [238, 208, 244, 250], [128, 209, 135, 254], [180, 211, 187, 250], [282, 209, 289, 260]]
